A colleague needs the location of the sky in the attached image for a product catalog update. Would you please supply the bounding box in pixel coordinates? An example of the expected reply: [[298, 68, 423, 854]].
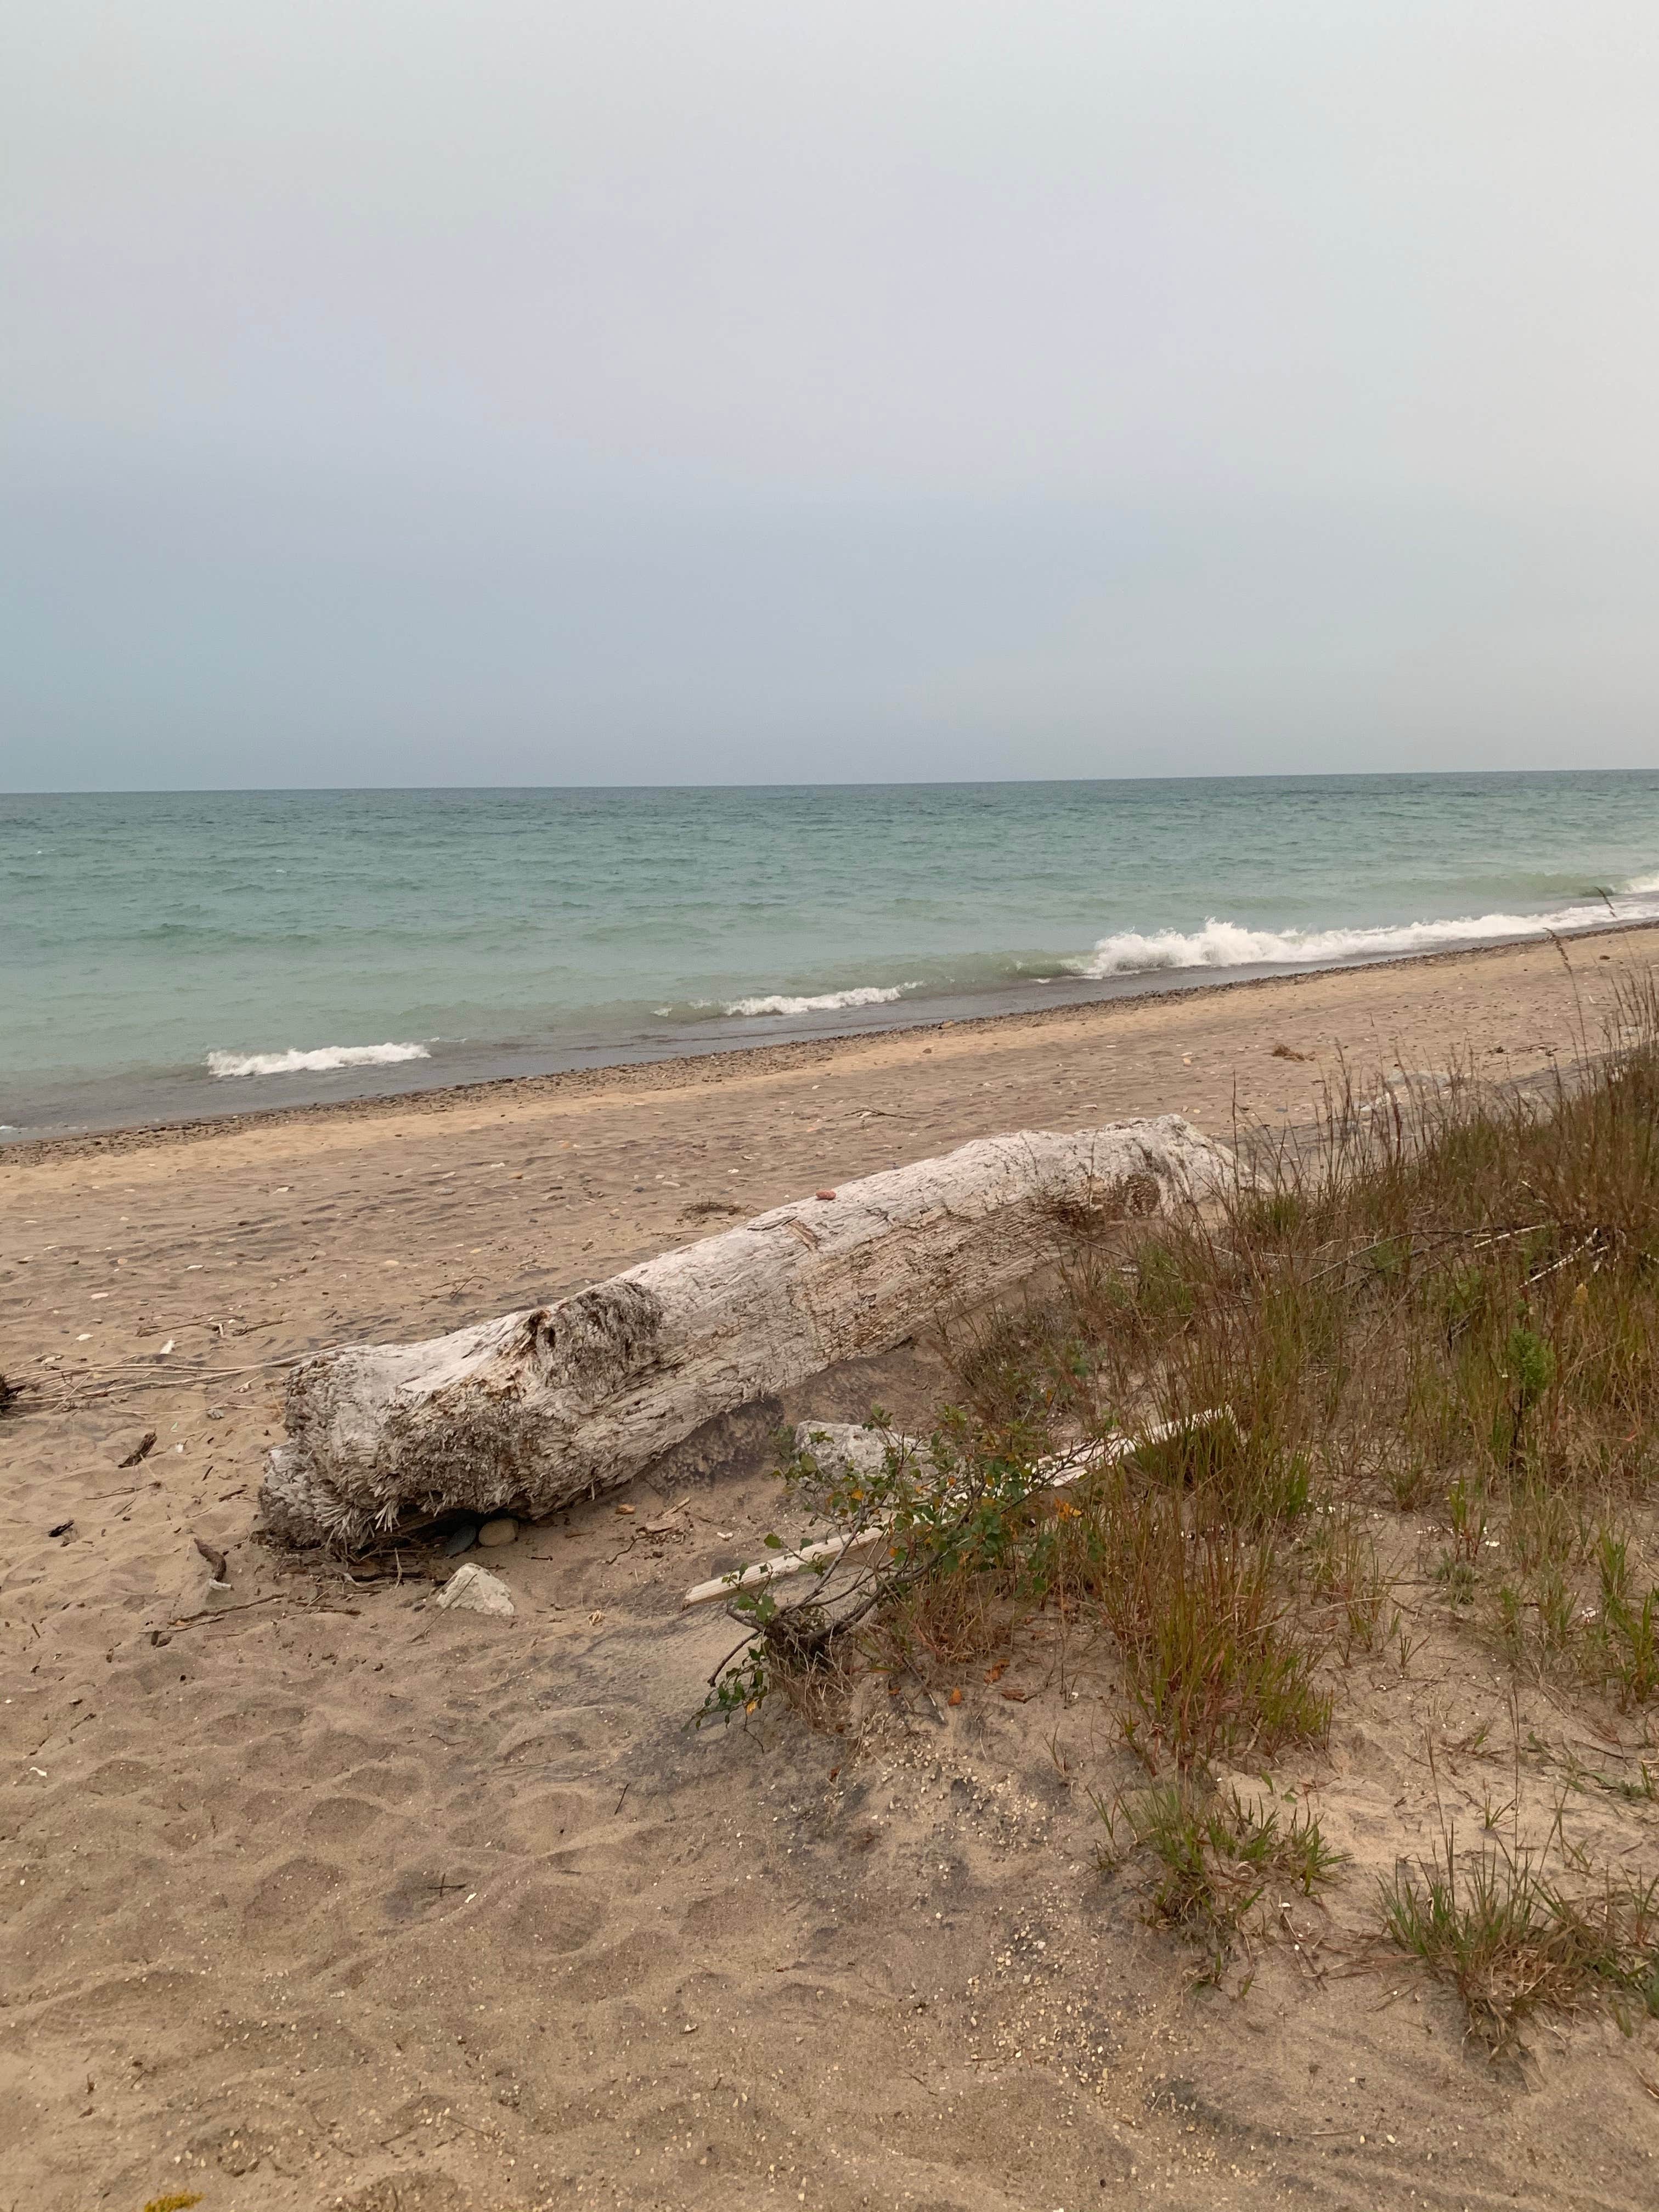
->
[[4, 2, 1659, 790]]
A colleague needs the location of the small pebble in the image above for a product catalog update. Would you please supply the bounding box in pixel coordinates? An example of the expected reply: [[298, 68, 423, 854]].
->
[[477, 1516, 518, 1548]]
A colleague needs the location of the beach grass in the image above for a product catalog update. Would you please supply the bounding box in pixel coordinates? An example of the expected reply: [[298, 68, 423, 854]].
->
[[1095, 1777, 1344, 1984], [1379, 1824, 1659, 2052], [707, 966, 1659, 2030]]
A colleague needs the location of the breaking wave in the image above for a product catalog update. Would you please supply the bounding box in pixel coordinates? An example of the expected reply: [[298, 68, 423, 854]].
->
[[1068, 897, 1654, 980], [206, 1041, 432, 1080], [723, 983, 918, 1018]]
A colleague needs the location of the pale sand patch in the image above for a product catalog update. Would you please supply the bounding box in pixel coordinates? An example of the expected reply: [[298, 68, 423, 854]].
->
[[3, 928, 1657, 2209]]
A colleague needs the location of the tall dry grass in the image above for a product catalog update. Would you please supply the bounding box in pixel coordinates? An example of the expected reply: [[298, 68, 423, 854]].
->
[[698, 968, 1659, 2024], [717, 969, 1659, 1765]]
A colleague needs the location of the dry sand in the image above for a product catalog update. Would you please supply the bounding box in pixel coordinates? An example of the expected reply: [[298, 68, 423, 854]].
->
[[5, 929, 1659, 2210]]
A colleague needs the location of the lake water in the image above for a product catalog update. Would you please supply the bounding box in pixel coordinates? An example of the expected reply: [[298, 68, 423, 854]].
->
[[6, 773, 1659, 1137]]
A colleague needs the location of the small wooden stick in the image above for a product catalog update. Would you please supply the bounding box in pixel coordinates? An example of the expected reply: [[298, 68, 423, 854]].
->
[[680, 1408, 1230, 1609], [682, 1522, 890, 1609]]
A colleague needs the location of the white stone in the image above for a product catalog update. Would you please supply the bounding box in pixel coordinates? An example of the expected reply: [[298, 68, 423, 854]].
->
[[435, 1564, 515, 1617]]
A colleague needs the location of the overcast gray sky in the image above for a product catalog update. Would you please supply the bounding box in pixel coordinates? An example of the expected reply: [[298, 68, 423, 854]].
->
[[5, 2, 1658, 789]]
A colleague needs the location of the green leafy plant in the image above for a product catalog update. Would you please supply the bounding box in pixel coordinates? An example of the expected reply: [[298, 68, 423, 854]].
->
[[695, 1418, 1076, 1726]]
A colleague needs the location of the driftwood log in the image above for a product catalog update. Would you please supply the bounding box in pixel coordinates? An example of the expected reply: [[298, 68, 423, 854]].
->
[[259, 1116, 1232, 1551]]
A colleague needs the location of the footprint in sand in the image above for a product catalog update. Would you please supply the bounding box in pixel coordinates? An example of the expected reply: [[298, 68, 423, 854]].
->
[[240, 1853, 347, 1934], [496, 1875, 608, 1953], [304, 1792, 387, 1843]]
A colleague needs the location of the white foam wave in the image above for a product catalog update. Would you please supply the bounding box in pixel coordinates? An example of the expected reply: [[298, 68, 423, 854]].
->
[[206, 1041, 432, 1080], [724, 983, 916, 1018], [1069, 900, 1649, 980]]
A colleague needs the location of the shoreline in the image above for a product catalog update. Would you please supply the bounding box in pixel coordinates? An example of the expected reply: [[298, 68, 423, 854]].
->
[[7, 906, 1659, 2207], [9, 914, 1658, 1166]]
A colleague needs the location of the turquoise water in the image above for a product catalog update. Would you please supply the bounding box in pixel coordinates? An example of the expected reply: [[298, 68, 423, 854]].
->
[[5, 774, 1659, 1137]]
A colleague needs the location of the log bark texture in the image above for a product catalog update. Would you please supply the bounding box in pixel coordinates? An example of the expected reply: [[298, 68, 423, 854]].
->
[[259, 1116, 1232, 1550]]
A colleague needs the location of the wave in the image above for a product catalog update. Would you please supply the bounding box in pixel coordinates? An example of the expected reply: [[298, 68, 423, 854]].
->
[[206, 1041, 432, 1080], [723, 983, 918, 1018], [1068, 898, 1650, 980]]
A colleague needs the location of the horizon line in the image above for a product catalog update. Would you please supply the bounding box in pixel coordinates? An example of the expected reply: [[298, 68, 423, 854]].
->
[[7, 765, 1659, 800]]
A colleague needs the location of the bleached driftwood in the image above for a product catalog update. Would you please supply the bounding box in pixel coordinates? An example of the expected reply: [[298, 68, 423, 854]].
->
[[260, 1116, 1232, 1551], [679, 1408, 1232, 1609]]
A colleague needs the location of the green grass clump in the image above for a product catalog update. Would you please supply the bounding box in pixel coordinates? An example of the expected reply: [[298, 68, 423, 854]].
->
[[1103, 1779, 1341, 1983], [1074, 1488, 1332, 1769], [1589, 1532, 1659, 1703], [1380, 1828, 1659, 2052]]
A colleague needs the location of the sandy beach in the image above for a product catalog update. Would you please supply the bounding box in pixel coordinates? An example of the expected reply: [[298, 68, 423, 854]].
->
[[6, 927, 1659, 2211]]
